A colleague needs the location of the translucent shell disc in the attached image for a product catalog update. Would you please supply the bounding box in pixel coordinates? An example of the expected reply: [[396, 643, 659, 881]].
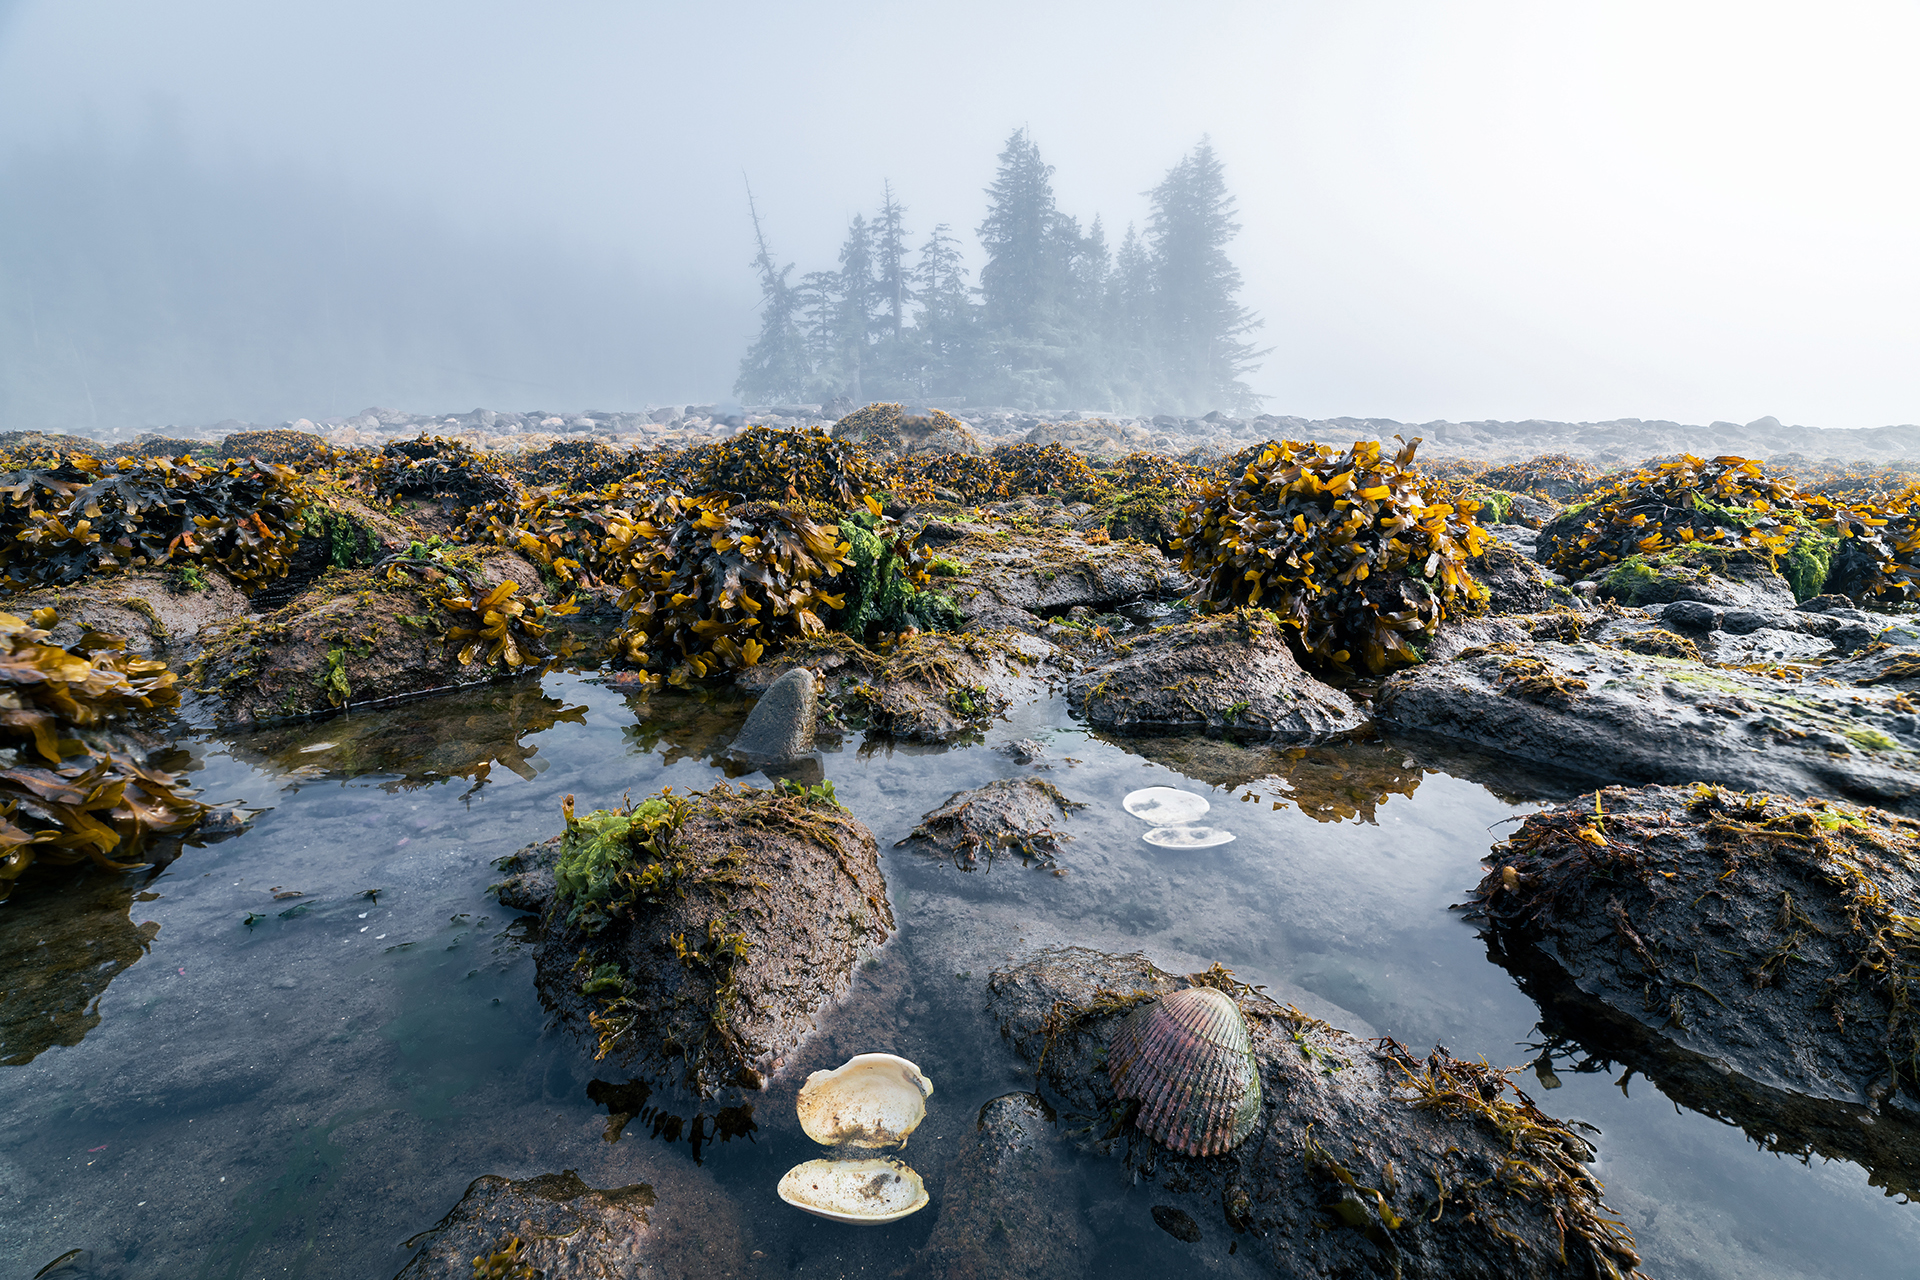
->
[[1123, 787, 1211, 824], [1106, 986, 1262, 1157]]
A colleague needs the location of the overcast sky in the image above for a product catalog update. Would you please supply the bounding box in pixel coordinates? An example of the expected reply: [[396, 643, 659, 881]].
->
[[2, 1, 1915, 428]]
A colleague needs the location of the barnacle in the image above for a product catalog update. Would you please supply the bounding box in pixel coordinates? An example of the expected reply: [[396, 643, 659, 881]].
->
[[1176, 437, 1490, 677], [0, 612, 207, 900], [0, 453, 313, 593]]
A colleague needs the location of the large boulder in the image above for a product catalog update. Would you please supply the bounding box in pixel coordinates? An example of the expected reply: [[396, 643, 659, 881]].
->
[[988, 947, 1644, 1279], [1469, 784, 1920, 1195], [185, 554, 554, 727], [1591, 547, 1796, 612], [929, 527, 1193, 627], [1374, 639, 1920, 812], [493, 781, 891, 1094], [1065, 610, 1362, 741]]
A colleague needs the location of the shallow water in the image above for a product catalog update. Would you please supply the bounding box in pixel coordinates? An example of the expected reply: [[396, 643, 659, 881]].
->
[[1, 673, 1915, 1279]]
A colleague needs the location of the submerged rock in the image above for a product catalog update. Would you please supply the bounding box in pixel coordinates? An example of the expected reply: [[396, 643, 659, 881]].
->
[[911, 1092, 1091, 1280], [728, 666, 817, 762], [392, 1168, 743, 1279], [899, 777, 1085, 870], [1065, 610, 1362, 741], [988, 947, 1643, 1279], [494, 781, 892, 1094], [1470, 784, 1920, 1195], [1374, 639, 1920, 812]]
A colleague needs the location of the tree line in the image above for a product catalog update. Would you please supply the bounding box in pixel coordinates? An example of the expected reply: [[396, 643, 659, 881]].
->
[[734, 131, 1266, 416]]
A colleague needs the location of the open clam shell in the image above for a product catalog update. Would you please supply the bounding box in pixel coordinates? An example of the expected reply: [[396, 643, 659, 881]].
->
[[777, 1157, 929, 1225], [1123, 786, 1210, 824], [1106, 986, 1262, 1156], [796, 1053, 934, 1148]]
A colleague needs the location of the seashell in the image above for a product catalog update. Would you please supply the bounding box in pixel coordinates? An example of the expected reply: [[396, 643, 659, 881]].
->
[[796, 1053, 934, 1148], [1142, 825, 1235, 849], [1123, 786, 1210, 824], [777, 1157, 928, 1224], [1106, 987, 1261, 1156]]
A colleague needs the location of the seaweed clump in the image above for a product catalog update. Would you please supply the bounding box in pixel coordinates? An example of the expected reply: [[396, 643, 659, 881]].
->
[[373, 436, 521, 512], [607, 495, 852, 685], [0, 611, 207, 900], [685, 425, 886, 510], [1477, 454, 1603, 500], [0, 453, 314, 593], [1176, 437, 1491, 676], [988, 443, 1110, 501], [514, 440, 638, 492]]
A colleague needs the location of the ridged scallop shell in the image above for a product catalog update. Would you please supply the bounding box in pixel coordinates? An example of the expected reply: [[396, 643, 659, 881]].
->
[[1106, 987, 1261, 1156]]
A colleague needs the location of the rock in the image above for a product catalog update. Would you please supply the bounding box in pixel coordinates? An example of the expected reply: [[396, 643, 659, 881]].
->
[[9, 567, 249, 660], [1065, 611, 1362, 741], [1470, 784, 1920, 1196], [1597, 548, 1796, 612], [728, 667, 815, 762], [1476, 540, 1575, 614], [1661, 600, 1719, 631], [987, 947, 1644, 1280], [898, 777, 1085, 870], [1000, 737, 1048, 765], [736, 631, 1053, 744], [911, 1093, 1092, 1280], [933, 528, 1193, 626], [392, 1168, 744, 1279], [494, 782, 891, 1093], [185, 554, 555, 727], [1423, 615, 1532, 663], [1720, 607, 1779, 635], [1373, 639, 1920, 811]]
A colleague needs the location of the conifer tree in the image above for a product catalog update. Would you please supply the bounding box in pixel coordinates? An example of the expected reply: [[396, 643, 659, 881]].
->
[[1144, 137, 1265, 413], [732, 190, 809, 402], [874, 183, 911, 336], [906, 223, 976, 399]]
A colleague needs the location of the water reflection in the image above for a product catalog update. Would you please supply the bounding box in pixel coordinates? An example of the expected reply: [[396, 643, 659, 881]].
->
[[586, 1077, 759, 1164], [222, 682, 588, 795], [0, 868, 160, 1065]]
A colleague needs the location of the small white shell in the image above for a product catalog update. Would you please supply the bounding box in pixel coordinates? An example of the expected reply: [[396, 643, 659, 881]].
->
[[796, 1053, 934, 1148], [777, 1158, 929, 1224], [1124, 787, 1210, 824], [1143, 825, 1236, 848]]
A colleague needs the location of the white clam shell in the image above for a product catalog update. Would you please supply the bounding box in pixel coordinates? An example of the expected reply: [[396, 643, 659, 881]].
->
[[1143, 825, 1236, 848], [796, 1053, 934, 1148], [1124, 787, 1210, 824], [777, 1158, 929, 1225]]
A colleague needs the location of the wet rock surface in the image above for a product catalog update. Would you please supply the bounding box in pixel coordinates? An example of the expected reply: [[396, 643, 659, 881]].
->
[[392, 1168, 746, 1279], [9, 568, 252, 661], [1374, 639, 1920, 811], [1469, 784, 1920, 1195], [186, 554, 550, 726], [936, 529, 1193, 625], [1065, 611, 1363, 741], [987, 946, 1644, 1279], [494, 782, 892, 1093], [728, 666, 817, 762], [911, 1092, 1092, 1280], [737, 630, 1054, 743], [899, 777, 1086, 870]]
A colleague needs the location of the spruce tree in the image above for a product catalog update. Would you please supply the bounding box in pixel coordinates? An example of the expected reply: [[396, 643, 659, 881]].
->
[[907, 223, 977, 399], [874, 183, 911, 336], [1144, 138, 1265, 414], [733, 191, 809, 403], [833, 214, 879, 400]]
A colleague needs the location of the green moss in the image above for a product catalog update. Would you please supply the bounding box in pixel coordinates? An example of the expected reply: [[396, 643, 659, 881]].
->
[[1845, 726, 1901, 753]]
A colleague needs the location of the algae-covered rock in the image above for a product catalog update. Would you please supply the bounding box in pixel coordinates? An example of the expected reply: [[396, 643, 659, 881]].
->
[[392, 1169, 744, 1280], [496, 781, 892, 1094], [1470, 784, 1920, 1195], [737, 630, 1053, 744], [987, 947, 1643, 1279], [186, 554, 556, 727], [1591, 545, 1797, 612], [1066, 610, 1362, 741], [1374, 640, 1920, 812], [7, 568, 249, 660], [911, 1093, 1091, 1280], [899, 777, 1085, 870], [933, 527, 1192, 626]]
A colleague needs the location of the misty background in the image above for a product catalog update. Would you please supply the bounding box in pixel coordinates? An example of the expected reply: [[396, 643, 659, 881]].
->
[[1, 1, 1915, 434]]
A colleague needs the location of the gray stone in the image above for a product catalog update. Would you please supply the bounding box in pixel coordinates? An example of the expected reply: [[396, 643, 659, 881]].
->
[[898, 777, 1084, 870], [1374, 639, 1920, 811], [1662, 600, 1719, 631], [728, 667, 815, 761], [1720, 608, 1780, 635], [912, 1093, 1091, 1280], [1066, 611, 1362, 741]]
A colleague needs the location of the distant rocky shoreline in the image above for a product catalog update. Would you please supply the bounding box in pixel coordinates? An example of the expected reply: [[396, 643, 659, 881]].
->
[[28, 403, 1920, 466]]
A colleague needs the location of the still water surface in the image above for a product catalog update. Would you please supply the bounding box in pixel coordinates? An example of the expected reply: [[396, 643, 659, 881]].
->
[[1, 673, 1914, 1278]]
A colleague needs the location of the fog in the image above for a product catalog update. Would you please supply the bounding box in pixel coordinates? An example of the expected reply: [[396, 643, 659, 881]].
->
[[2, 0, 1915, 432]]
